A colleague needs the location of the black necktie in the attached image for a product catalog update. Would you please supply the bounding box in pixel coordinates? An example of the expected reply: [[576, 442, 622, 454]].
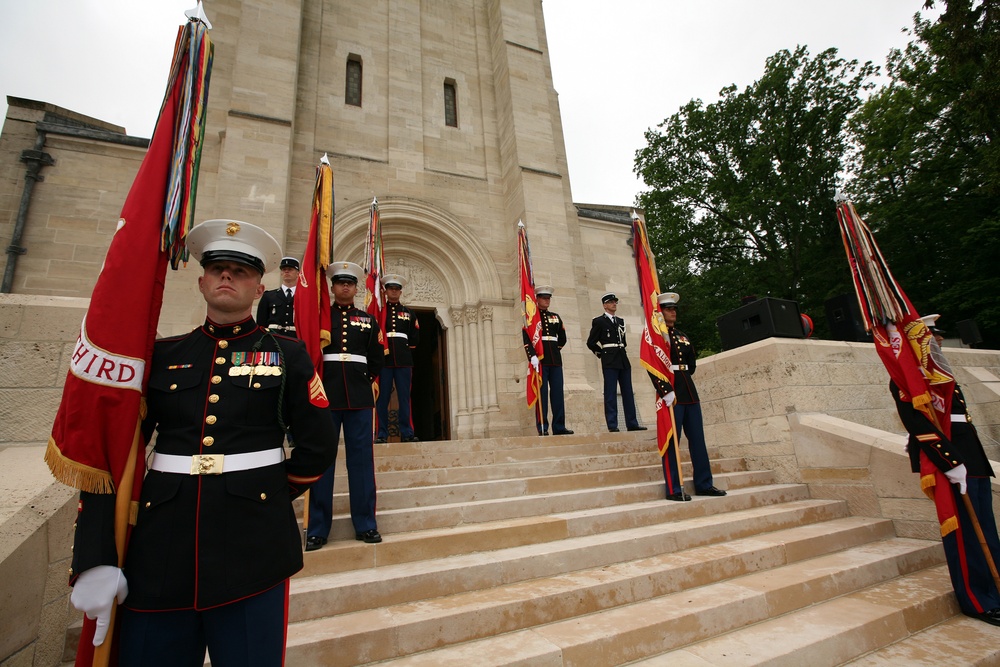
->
[[285, 289, 293, 300]]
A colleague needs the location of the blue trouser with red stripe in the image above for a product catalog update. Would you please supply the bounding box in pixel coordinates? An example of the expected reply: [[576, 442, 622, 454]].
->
[[119, 580, 289, 667], [376, 367, 414, 439], [673, 402, 714, 492], [308, 408, 377, 536], [944, 476, 1000, 615]]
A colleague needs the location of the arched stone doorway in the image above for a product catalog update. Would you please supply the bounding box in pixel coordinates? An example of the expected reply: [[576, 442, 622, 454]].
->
[[333, 197, 504, 439]]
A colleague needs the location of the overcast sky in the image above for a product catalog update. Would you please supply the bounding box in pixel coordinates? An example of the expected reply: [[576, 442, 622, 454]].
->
[[0, 1, 936, 206]]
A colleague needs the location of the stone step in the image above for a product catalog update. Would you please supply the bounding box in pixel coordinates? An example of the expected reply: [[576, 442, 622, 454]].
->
[[284, 521, 930, 665], [358, 451, 745, 490], [311, 469, 776, 541], [371, 431, 657, 459], [328, 462, 767, 514], [638, 565, 959, 666], [843, 614, 1000, 665], [366, 433, 660, 471], [290, 498, 851, 621], [298, 482, 803, 577]]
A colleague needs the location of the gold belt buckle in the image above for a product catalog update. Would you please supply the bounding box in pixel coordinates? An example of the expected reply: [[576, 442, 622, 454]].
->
[[191, 454, 224, 475], [339, 353, 351, 361]]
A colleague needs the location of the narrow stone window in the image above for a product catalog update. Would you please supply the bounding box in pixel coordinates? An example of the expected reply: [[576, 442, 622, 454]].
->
[[346, 55, 363, 107], [444, 79, 458, 127]]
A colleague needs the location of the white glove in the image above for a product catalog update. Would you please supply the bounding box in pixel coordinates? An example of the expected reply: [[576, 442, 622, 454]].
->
[[71, 566, 128, 646], [530, 356, 540, 372], [664, 391, 676, 406], [945, 464, 968, 495]]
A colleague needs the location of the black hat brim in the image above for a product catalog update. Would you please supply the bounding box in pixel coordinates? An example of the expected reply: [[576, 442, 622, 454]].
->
[[200, 250, 265, 275]]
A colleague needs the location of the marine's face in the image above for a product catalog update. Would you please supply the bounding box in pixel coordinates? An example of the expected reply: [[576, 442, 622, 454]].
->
[[385, 285, 402, 303], [537, 295, 551, 310], [332, 278, 358, 305], [199, 260, 264, 320], [661, 306, 677, 327]]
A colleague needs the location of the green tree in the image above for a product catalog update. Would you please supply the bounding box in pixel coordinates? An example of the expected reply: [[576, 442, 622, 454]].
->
[[635, 47, 876, 350], [848, 1, 1000, 348]]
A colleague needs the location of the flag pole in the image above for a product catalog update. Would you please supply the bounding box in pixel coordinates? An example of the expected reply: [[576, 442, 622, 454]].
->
[[667, 402, 684, 490]]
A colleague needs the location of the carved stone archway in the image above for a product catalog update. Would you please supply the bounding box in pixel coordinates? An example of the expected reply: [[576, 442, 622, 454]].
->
[[333, 197, 504, 438]]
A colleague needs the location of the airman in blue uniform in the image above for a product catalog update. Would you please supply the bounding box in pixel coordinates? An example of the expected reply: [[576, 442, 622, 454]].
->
[[586, 292, 646, 433]]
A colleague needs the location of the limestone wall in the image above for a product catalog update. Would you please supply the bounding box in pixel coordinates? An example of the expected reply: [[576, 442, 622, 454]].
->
[[696, 337, 1000, 483], [0, 295, 88, 665]]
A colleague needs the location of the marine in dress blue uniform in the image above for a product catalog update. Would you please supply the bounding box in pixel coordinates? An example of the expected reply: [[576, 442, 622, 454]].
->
[[306, 261, 385, 550], [375, 274, 420, 443], [650, 292, 725, 499], [890, 318, 1000, 626], [586, 292, 646, 432], [255, 256, 300, 336], [523, 285, 573, 435], [69, 220, 337, 666]]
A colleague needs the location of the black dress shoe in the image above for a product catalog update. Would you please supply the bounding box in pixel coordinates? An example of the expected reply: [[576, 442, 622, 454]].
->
[[666, 491, 692, 502], [553, 429, 574, 435], [374, 438, 387, 444], [305, 536, 326, 551], [402, 435, 420, 442], [539, 430, 549, 436], [608, 427, 620, 432], [696, 486, 727, 497], [627, 426, 648, 431], [356, 529, 382, 544], [973, 608, 1000, 626]]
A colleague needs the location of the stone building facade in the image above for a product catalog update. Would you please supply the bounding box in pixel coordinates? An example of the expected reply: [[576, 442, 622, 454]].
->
[[0, 0, 652, 440]]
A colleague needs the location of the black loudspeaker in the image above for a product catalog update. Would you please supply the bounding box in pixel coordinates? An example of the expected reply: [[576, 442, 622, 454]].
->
[[716, 297, 805, 350], [956, 319, 983, 347], [825, 293, 871, 343]]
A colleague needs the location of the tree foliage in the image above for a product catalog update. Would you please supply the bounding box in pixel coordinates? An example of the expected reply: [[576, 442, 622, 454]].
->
[[847, 0, 1000, 348], [635, 47, 876, 350]]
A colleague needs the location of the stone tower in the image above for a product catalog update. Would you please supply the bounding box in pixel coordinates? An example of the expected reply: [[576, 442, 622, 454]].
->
[[0, 0, 648, 439]]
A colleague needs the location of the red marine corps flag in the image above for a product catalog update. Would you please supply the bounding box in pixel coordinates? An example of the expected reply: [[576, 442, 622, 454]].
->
[[835, 198, 959, 534], [517, 220, 544, 409], [295, 154, 335, 376], [631, 212, 677, 461], [44, 8, 213, 664], [363, 197, 387, 398]]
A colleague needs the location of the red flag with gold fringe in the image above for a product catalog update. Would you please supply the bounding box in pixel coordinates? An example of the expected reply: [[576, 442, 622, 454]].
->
[[363, 197, 387, 400], [631, 212, 676, 457], [295, 156, 334, 374], [517, 221, 543, 408], [45, 14, 213, 665], [836, 199, 957, 531]]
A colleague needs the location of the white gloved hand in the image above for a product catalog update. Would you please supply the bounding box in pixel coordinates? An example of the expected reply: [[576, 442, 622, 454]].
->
[[530, 356, 540, 372], [945, 463, 968, 495], [665, 391, 676, 406], [70, 566, 128, 646]]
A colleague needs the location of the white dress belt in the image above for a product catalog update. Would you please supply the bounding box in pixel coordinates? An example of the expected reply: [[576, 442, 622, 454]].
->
[[601, 343, 622, 348], [150, 448, 284, 475], [541, 336, 558, 341], [671, 364, 689, 371], [951, 413, 969, 423], [322, 353, 368, 364], [387, 332, 409, 339]]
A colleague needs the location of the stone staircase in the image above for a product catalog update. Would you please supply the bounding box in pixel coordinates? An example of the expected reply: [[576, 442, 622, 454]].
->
[[64, 432, 1000, 665]]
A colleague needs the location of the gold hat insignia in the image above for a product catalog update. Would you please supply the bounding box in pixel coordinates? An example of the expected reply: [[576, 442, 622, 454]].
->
[[226, 222, 241, 235]]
